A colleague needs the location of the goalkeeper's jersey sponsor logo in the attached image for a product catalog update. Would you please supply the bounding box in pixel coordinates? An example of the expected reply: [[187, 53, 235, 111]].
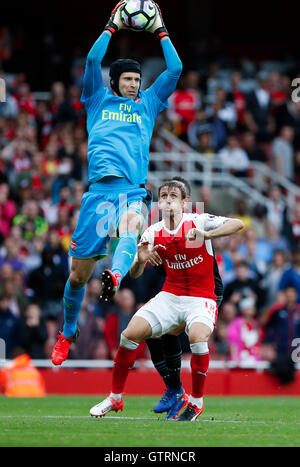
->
[[101, 103, 142, 124]]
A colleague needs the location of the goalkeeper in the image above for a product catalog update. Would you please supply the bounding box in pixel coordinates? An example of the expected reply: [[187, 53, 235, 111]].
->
[[51, 1, 182, 366]]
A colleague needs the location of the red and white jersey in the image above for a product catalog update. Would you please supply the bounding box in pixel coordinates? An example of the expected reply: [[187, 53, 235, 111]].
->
[[140, 212, 229, 300]]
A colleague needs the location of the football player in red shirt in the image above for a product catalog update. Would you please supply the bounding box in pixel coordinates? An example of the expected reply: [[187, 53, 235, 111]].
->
[[90, 180, 244, 421], [146, 176, 224, 421]]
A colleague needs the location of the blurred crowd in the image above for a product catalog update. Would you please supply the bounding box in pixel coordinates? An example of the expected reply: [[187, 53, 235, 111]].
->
[[1, 39, 300, 383]]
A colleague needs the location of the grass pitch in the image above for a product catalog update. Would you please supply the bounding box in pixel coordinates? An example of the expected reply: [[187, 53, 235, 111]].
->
[[0, 395, 299, 447]]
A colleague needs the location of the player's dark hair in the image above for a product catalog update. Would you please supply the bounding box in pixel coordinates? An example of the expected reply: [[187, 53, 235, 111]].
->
[[158, 181, 187, 200], [171, 176, 191, 197], [109, 59, 142, 96]]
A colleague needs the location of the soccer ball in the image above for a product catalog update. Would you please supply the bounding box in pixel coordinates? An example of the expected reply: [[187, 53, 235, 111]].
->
[[121, 0, 157, 31]]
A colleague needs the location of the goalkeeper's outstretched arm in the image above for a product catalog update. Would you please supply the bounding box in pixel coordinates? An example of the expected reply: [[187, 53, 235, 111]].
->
[[146, 2, 183, 102], [82, 1, 126, 100]]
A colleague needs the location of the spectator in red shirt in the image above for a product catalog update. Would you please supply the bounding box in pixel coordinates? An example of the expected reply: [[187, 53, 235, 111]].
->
[[168, 74, 201, 141], [268, 71, 288, 108], [14, 83, 36, 118], [228, 71, 247, 131]]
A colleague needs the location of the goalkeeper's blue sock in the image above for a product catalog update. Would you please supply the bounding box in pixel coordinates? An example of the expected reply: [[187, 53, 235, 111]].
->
[[62, 279, 86, 338], [111, 231, 138, 286]]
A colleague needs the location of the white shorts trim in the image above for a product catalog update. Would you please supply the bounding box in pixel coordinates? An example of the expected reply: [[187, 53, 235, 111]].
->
[[135, 291, 217, 338]]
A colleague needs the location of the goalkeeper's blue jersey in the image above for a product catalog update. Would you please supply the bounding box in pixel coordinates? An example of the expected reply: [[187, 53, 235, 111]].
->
[[83, 87, 167, 185], [81, 32, 182, 185]]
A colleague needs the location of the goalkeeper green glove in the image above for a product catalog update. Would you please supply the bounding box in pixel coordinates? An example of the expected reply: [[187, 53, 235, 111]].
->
[[148, 2, 169, 40], [104, 1, 127, 35]]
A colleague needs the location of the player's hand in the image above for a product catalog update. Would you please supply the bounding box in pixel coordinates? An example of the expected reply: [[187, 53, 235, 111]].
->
[[104, 1, 127, 35], [147, 2, 169, 40], [138, 242, 162, 266], [186, 228, 208, 244]]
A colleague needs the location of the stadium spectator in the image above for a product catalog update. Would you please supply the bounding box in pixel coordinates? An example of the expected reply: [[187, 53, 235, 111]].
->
[[227, 296, 261, 362], [19, 303, 48, 358], [23, 235, 44, 273], [41, 141, 60, 178], [46, 228, 69, 274], [0, 236, 24, 272], [0, 182, 16, 239], [71, 140, 88, 187], [228, 71, 247, 131], [245, 73, 274, 142], [50, 81, 77, 127], [237, 226, 273, 265], [13, 82, 36, 118], [210, 301, 238, 359], [271, 125, 295, 181], [242, 130, 268, 163], [35, 100, 52, 149], [219, 301, 238, 325], [275, 92, 300, 149], [0, 26, 12, 67], [214, 87, 237, 130], [223, 260, 265, 312], [265, 184, 289, 236], [262, 249, 288, 308], [0, 277, 28, 318], [210, 321, 229, 360], [278, 248, 300, 303], [193, 121, 214, 154], [187, 108, 211, 149], [167, 74, 201, 141], [85, 278, 107, 321], [262, 286, 300, 383], [13, 199, 48, 241], [267, 71, 288, 108], [251, 203, 268, 239], [0, 293, 20, 358], [218, 133, 250, 177], [265, 221, 289, 254], [205, 98, 228, 151], [230, 198, 252, 231], [27, 246, 67, 318]]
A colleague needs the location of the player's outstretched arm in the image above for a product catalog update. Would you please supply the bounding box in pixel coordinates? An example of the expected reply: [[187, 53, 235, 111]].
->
[[82, 1, 126, 100], [187, 218, 244, 243], [130, 242, 162, 278], [146, 2, 183, 102]]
